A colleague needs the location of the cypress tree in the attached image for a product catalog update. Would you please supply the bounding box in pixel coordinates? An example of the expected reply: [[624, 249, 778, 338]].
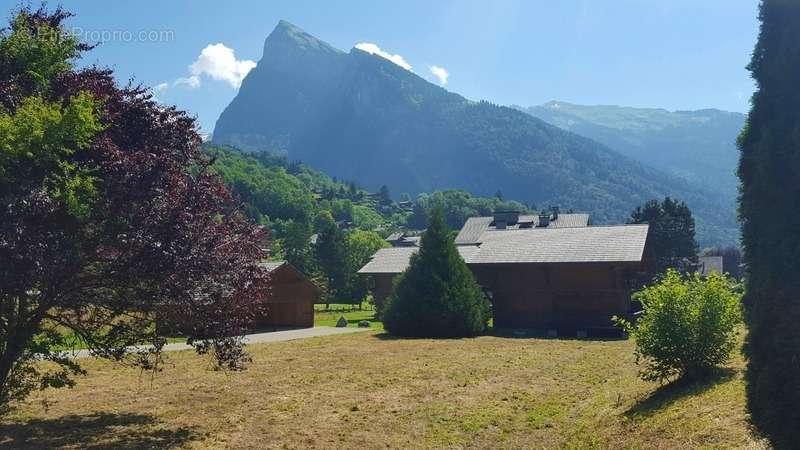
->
[[738, 1, 800, 445], [383, 208, 490, 337]]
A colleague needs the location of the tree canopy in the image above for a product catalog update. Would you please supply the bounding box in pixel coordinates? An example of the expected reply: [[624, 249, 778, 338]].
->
[[0, 7, 269, 408], [383, 208, 490, 337], [737, 1, 800, 445], [629, 197, 699, 280], [408, 189, 531, 230]]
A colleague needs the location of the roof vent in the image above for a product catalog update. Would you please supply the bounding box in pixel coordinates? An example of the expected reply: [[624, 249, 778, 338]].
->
[[538, 213, 551, 227]]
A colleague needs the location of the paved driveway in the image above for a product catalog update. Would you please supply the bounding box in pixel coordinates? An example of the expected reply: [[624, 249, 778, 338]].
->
[[62, 326, 369, 359]]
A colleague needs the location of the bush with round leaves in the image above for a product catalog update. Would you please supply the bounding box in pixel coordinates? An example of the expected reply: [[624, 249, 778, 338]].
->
[[615, 270, 742, 382]]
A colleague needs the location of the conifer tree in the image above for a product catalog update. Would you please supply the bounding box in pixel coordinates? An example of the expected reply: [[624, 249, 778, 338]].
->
[[737, 1, 800, 444], [383, 208, 490, 337], [629, 197, 699, 279], [314, 211, 347, 303]]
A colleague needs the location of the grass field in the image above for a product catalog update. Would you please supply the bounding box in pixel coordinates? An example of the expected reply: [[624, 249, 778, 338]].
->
[[0, 331, 765, 449]]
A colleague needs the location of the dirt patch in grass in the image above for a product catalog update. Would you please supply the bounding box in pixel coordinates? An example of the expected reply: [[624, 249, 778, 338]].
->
[[1, 332, 765, 449]]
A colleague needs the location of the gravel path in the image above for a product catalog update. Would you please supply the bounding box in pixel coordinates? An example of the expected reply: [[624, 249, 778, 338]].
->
[[60, 326, 369, 359]]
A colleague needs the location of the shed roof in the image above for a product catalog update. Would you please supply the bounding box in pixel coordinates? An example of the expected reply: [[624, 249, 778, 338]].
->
[[260, 260, 322, 295], [358, 224, 648, 274], [260, 261, 287, 272]]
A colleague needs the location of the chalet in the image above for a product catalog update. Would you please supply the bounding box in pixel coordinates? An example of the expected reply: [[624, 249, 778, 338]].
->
[[359, 211, 649, 333], [257, 261, 320, 329]]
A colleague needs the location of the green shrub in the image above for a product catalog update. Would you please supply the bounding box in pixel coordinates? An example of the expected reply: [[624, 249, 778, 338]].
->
[[615, 270, 742, 382], [383, 208, 490, 337]]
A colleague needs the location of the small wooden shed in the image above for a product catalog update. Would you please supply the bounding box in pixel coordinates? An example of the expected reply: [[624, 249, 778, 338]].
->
[[258, 261, 320, 329]]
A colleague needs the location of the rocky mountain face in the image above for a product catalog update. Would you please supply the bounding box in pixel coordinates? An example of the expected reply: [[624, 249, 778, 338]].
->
[[213, 21, 738, 245]]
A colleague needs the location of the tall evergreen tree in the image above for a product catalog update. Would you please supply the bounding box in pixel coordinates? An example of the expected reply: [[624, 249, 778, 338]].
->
[[314, 211, 347, 303], [629, 197, 699, 279], [383, 208, 490, 337], [737, 1, 800, 445]]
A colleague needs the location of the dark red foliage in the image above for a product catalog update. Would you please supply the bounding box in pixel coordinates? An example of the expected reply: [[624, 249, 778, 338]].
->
[[0, 6, 271, 398]]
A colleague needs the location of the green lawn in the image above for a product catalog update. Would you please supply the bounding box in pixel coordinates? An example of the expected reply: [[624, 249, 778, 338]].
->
[[314, 303, 383, 330]]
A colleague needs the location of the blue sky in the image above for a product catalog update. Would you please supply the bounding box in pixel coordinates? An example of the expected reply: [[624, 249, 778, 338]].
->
[[49, 0, 759, 133]]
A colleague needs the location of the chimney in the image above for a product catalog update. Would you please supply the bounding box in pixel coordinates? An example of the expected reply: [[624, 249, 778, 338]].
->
[[538, 212, 551, 227], [493, 210, 519, 229], [551, 205, 559, 220]]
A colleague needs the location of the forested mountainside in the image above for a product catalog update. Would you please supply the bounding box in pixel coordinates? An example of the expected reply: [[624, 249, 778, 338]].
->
[[213, 21, 736, 245], [205, 144, 531, 236], [515, 101, 744, 197]]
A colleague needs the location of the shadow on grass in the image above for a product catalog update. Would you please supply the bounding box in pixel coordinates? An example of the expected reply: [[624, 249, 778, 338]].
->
[[372, 328, 626, 341], [489, 328, 627, 341], [0, 412, 197, 449], [370, 331, 487, 341], [625, 368, 738, 419], [371, 332, 403, 340]]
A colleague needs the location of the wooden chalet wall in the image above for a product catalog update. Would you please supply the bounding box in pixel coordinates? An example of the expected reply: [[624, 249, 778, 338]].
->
[[469, 262, 640, 331], [371, 274, 396, 312]]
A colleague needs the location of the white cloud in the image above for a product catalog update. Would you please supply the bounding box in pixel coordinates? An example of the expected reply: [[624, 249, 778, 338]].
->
[[187, 43, 256, 88], [174, 75, 200, 89], [429, 65, 449, 85], [354, 42, 412, 72], [167, 44, 255, 90]]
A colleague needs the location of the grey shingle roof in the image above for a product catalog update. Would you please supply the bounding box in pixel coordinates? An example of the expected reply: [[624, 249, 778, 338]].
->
[[469, 224, 648, 264], [357, 246, 479, 274], [454, 213, 590, 245], [357, 247, 417, 274], [455, 217, 494, 245], [385, 232, 403, 242], [526, 213, 590, 229], [358, 224, 648, 274]]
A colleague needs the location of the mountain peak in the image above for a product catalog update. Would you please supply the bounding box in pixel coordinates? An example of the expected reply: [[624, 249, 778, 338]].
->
[[263, 20, 343, 57]]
